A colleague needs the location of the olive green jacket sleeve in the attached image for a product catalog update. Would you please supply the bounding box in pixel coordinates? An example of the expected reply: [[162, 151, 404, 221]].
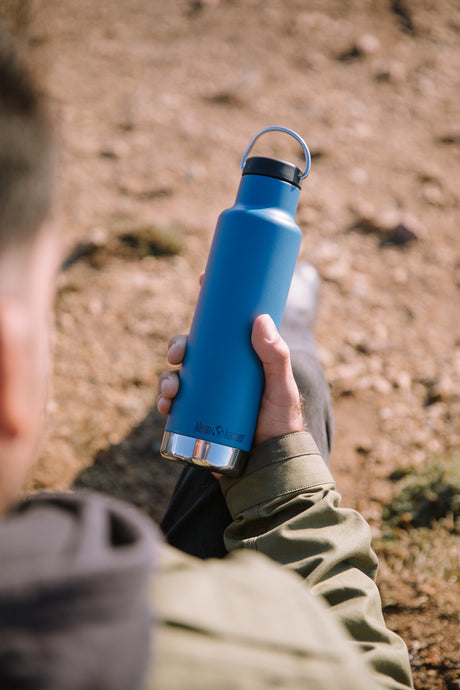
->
[[221, 431, 413, 690], [148, 432, 413, 690], [149, 544, 394, 690]]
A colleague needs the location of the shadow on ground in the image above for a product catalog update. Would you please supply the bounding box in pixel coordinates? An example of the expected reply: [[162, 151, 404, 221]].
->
[[73, 407, 182, 524]]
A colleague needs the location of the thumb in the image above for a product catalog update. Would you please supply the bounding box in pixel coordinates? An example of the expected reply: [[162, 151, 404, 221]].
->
[[251, 314, 304, 446], [252, 314, 290, 376]]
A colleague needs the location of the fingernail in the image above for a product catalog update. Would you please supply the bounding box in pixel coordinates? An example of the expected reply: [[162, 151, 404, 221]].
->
[[261, 315, 277, 343], [160, 377, 169, 395], [167, 342, 178, 360]]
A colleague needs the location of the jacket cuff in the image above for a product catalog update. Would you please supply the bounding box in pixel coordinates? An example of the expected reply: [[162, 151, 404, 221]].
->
[[221, 431, 335, 518]]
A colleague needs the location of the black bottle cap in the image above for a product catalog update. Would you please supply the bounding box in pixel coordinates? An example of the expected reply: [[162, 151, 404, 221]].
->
[[242, 156, 303, 189]]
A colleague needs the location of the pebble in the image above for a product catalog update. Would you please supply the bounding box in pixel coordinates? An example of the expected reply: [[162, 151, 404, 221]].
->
[[426, 376, 455, 403], [373, 58, 407, 83], [88, 299, 103, 316], [393, 267, 409, 284], [380, 407, 394, 420], [379, 224, 418, 247], [320, 255, 350, 283], [336, 33, 380, 61], [298, 206, 319, 226], [309, 137, 331, 159], [89, 227, 109, 246], [437, 128, 460, 144], [355, 33, 381, 56], [191, 0, 220, 8], [422, 184, 444, 206], [351, 273, 370, 298], [372, 375, 393, 395], [331, 363, 365, 394], [350, 167, 369, 185], [317, 346, 334, 368], [349, 205, 422, 241], [395, 371, 412, 391], [351, 206, 421, 246], [356, 438, 373, 454]]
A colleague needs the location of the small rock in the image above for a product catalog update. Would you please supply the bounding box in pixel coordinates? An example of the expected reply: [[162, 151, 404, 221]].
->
[[395, 371, 412, 391], [319, 219, 337, 235], [205, 90, 242, 106], [422, 183, 444, 206], [184, 163, 206, 181], [89, 227, 109, 246], [312, 240, 341, 264], [356, 438, 373, 454], [372, 375, 393, 395], [46, 399, 58, 414], [321, 256, 350, 283], [346, 330, 367, 351], [349, 208, 395, 235], [309, 137, 331, 159], [60, 240, 100, 271], [298, 206, 319, 226], [355, 33, 381, 55], [373, 322, 389, 341], [88, 299, 103, 316], [189, 0, 220, 13], [373, 58, 407, 83], [119, 179, 172, 200], [102, 139, 130, 158], [349, 199, 375, 221], [350, 167, 369, 185], [379, 224, 418, 248], [336, 33, 380, 61], [357, 376, 373, 391], [336, 43, 361, 62], [437, 128, 460, 145], [317, 346, 334, 368], [351, 273, 370, 298], [393, 266, 408, 284], [375, 207, 401, 231], [350, 208, 420, 247], [332, 362, 364, 392], [99, 147, 118, 159], [391, 0, 414, 34], [117, 395, 143, 415], [425, 376, 455, 405]]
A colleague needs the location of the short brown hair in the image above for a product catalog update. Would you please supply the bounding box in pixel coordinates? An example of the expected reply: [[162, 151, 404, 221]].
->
[[0, 24, 55, 251]]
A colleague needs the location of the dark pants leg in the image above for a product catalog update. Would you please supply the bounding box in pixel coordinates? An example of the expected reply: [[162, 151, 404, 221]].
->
[[160, 346, 334, 559]]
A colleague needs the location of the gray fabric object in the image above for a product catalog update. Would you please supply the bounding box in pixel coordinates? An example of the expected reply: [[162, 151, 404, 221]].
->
[[281, 261, 334, 464], [0, 491, 157, 690]]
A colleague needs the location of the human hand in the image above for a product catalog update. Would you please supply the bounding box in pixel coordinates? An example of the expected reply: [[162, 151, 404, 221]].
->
[[157, 314, 304, 447], [157, 333, 188, 416], [250, 313, 304, 445]]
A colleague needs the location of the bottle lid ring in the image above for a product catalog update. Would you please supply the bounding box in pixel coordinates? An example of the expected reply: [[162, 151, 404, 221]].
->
[[240, 126, 311, 180]]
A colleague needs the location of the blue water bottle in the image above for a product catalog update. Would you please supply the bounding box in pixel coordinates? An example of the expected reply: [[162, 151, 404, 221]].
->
[[161, 126, 311, 475]]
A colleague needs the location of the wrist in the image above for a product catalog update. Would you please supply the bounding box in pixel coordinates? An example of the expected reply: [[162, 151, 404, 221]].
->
[[220, 431, 334, 516]]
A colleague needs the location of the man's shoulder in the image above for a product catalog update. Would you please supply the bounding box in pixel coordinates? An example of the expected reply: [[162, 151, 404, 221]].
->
[[0, 489, 159, 588], [0, 490, 157, 690]]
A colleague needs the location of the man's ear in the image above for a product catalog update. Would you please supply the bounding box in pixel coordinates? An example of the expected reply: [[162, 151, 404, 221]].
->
[[0, 300, 30, 438]]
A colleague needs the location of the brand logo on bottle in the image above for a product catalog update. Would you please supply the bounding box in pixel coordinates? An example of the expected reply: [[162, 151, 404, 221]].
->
[[212, 425, 224, 438], [195, 421, 245, 444]]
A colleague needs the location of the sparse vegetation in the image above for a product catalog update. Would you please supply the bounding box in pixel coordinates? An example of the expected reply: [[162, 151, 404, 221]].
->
[[383, 453, 460, 533]]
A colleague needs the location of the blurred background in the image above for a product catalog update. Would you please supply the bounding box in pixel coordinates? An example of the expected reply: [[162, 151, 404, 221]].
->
[[2, 1, 459, 687]]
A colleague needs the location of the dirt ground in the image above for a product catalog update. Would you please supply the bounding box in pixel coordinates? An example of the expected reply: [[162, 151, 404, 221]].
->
[[7, 0, 460, 687]]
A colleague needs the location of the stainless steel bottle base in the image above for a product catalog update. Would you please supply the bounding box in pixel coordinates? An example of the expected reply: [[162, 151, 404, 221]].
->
[[160, 431, 248, 477]]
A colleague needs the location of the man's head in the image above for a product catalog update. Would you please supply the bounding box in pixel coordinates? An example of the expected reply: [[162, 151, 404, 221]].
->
[[0, 25, 57, 514]]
